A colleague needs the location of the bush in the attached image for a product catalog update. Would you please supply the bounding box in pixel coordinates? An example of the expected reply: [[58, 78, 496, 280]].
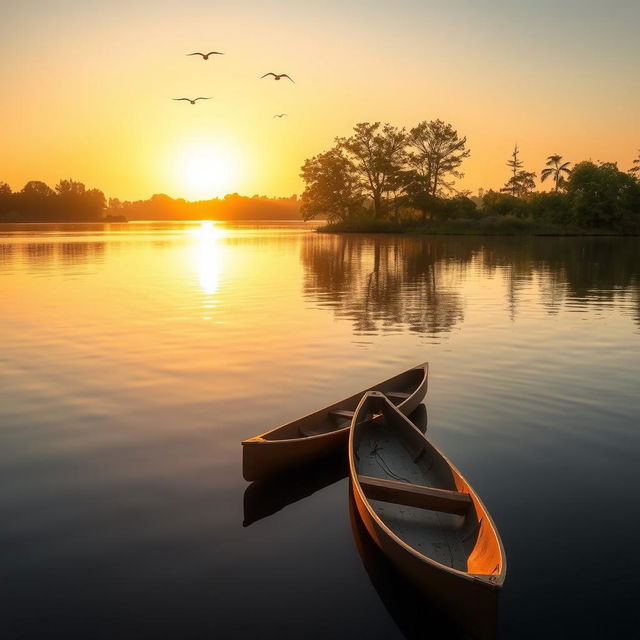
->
[[318, 218, 403, 233], [481, 191, 529, 218], [528, 192, 572, 225]]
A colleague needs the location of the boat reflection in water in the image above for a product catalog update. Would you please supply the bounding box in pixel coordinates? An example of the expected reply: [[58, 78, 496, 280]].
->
[[243, 405, 427, 527], [348, 493, 474, 640], [243, 453, 349, 527]]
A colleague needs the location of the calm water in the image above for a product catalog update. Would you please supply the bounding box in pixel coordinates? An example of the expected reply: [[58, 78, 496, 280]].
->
[[1, 221, 639, 639]]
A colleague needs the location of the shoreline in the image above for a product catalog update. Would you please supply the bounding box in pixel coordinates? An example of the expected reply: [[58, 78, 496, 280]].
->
[[316, 219, 640, 237]]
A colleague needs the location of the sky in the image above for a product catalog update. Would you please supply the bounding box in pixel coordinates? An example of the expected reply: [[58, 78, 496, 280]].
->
[[1, 0, 639, 201]]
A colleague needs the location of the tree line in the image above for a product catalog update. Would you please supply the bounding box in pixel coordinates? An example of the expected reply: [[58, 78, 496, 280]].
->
[[0, 180, 300, 222], [0, 180, 110, 222], [108, 193, 300, 221], [300, 122, 640, 232]]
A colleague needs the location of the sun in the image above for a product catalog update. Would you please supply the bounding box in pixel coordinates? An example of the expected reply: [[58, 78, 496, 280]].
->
[[176, 144, 239, 200]]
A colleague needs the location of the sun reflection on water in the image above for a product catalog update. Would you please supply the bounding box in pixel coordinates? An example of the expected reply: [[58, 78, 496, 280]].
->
[[193, 221, 225, 314]]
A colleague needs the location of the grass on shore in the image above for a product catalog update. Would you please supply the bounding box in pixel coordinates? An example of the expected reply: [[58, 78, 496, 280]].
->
[[318, 217, 635, 236]]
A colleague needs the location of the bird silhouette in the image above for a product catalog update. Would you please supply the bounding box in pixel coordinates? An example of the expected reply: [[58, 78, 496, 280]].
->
[[187, 52, 224, 59], [261, 73, 294, 83], [173, 97, 213, 104], [273, 113, 288, 118]]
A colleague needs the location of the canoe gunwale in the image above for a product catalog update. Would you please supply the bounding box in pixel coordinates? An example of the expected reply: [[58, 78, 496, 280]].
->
[[348, 391, 506, 590], [241, 363, 428, 446]]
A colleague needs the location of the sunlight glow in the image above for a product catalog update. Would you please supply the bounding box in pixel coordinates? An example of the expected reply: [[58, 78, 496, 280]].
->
[[177, 145, 240, 200], [194, 221, 224, 299]]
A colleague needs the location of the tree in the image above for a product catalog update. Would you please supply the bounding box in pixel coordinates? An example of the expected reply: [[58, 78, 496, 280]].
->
[[108, 197, 123, 211], [403, 171, 438, 222], [408, 120, 470, 197], [300, 146, 364, 222], [541, 155, 572, 192], [502, 170, 536, 198], [630, 150, 640, 178], [566, 161, 640, 228], [501, 145, 536, 197], [0, 182, 13, 215], [21, 180, 55, 198], [56, 179, 86, 196], [338, 122, 407, 218], [84, 188, 106, 218], [501, 144, 523, 196], [20, 181, 55, 219]]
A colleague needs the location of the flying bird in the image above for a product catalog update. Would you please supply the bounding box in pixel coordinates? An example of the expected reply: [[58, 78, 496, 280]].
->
[[187, 51, 224, 59], [273, 113, 287, 118], [261, 73, 294, 83], [173, 97, 213, 104]]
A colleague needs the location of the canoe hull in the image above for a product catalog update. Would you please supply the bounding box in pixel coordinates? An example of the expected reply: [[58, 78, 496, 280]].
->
[[242, 364, 428, 481], [352, 481, 499, 640], [348, 391, 505, 640], [243, 426, 348, 483]]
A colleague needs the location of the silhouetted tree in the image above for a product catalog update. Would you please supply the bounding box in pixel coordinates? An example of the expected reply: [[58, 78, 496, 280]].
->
[[566, 161, 640, 229], [20, 181, 55, 219], [408, 120, 470, 197], [541, 155, 571, 192], [500, 145, 536, 198], [338, 122, 407, 218], [53, 179, 105, 221], [502, 170, 536, 198], [402, 170, 435, 222], [501, 144, 523, 197], [108, 197, 123, 211], [300, 146, 364, 222], [0, 182, 13, 215], [21, 180, 55, 198], [84, 188, 107, 219], [630, 150, 640, 178]]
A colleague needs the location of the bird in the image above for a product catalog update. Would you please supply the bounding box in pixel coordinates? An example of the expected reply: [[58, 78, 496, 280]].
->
[[261, 73, 294, 83], [187, 51, 224, 59], [273, 113, 287, 118], [173, 97, 212, 104]]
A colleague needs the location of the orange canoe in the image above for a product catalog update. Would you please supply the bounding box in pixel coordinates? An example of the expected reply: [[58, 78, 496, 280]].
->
[[349, 391, 506, 639]]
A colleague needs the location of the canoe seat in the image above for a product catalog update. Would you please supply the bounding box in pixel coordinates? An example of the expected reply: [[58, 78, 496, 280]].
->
[[386, 391, 410, 401], [358, 475, 472, 515]]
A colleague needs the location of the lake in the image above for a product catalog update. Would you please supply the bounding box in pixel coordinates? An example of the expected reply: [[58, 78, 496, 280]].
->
[[1, 221, 639, 639]]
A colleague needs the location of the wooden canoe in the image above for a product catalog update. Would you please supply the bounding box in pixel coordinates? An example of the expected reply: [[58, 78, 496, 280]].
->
[[243, 405, 428, 527], [349, 391, 506, 640], [348, 493, 471, 640], [242, 363, 428, 481]]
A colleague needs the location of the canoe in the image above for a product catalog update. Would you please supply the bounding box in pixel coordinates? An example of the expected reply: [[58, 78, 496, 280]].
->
[[348, 493, 471, 640], [242, 363, 428, 481], [243, 404, 428, 527], [349, 391, 506, 640]]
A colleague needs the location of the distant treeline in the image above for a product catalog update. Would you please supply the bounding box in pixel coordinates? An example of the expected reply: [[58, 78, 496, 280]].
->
[[301, 121, 640, 234], [109, 193, 300, 221], [0, 180, 301, 222]]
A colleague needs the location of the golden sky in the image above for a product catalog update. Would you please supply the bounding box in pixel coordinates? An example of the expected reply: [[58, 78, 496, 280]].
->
[[1, 1, 639, 201]]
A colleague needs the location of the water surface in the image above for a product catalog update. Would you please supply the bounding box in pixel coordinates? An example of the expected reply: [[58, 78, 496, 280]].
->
[[1, 222, 639, 639]]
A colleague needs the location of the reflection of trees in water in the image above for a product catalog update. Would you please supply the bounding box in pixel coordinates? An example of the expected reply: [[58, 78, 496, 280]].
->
[[302, 235, 470, 335], [481, 237, 640, 325], [302, 235, 640, 333], [0, 242, 107, 270]]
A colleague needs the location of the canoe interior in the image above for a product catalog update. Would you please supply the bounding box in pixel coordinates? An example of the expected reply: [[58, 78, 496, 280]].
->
[[260, 366, 426, 441], [353, 396, 502, 578]]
